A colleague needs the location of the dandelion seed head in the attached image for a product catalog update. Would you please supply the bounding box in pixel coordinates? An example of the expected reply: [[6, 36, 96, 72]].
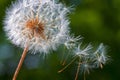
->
[[4, 0, 70, 53]]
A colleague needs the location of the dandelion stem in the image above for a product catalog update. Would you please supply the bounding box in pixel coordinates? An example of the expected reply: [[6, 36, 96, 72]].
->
[[75, 61, 81, 80], [84, 71, 86, 80], [62, 52, 70, 66], [100, 63, 103, 69], [58, 57, 77, 73], [60, 53, 65, 65], [12, 45, 28, 80], [60, 47, 66, 65]]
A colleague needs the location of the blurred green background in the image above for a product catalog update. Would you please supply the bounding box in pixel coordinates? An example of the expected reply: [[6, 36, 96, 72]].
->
[[0, 0, 120, 80]]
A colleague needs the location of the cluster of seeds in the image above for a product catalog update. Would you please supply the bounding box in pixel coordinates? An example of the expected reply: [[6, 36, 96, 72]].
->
[[4, 0, 109, 80]]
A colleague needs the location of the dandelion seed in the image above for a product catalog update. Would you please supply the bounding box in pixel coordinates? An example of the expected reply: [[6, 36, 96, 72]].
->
[[75, 43, 92, 57], [74, 44, 93, 80], [64, 35, 82, 49], [61, 35, 82, 65], [93, 43, 109, 68]]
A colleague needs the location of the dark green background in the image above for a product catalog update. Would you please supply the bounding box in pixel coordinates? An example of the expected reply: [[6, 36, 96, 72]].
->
[[0, 0, 119, 80]]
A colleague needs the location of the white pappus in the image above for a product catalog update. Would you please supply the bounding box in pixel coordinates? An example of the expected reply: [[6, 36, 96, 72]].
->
[[4, 0, 70, 54]]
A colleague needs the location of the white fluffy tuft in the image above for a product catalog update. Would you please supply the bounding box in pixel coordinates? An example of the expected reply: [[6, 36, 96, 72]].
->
[[4, 0, 70, 54]]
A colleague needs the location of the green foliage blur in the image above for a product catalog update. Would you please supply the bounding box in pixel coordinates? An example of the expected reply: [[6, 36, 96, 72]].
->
[[0, 0, 120, 80]]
